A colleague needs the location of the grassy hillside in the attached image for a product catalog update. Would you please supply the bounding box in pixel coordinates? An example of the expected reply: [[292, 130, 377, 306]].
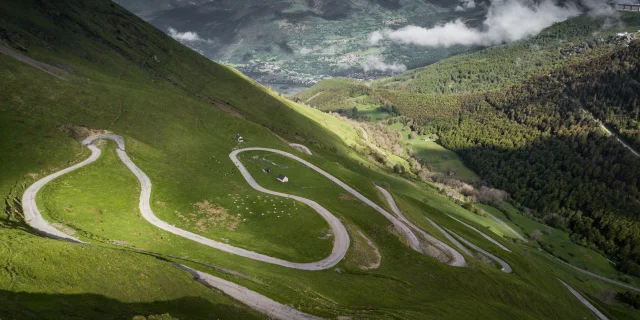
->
[[0, 226, 263, 320], [298, 9, 640, 276], [300, 13, 640, 118], [2, 0, 640, 319]]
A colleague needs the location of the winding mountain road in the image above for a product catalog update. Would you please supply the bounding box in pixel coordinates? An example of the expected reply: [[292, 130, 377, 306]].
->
[[374, 186, 515, 271], [22, 132, 628, 319], [21, 133, 467, 318], [22, 146, 98, 244], [446, 228, 512, 273], [22, 134, 346, 319], [79, 135, 350, 270], [424, 216, 473, 257], [447, 215, 511, 252], [559, 279, 609, 320], [177, 264, 322, 320], [375, 186, 466, 267], [20, 134, 440, 262], [555, 257, 640, 293], [231, 148, 422, 253], [582, 107, 640, 158], [487, 214, 527, 242]]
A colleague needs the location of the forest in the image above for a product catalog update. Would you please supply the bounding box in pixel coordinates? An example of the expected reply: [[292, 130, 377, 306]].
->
[[429, 41, 640, 274], [299, 13, 640, 274]]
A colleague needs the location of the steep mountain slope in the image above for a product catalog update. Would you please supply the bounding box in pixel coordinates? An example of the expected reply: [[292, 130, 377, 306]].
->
[[114, 0, 487, 93], [299, 12, 640, 278], [298, 13, 640, 113], [2, 0, 640, 319]]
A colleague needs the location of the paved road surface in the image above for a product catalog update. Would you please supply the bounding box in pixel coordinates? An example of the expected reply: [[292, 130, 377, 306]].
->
[[232, 148, 422, 253], [93, 135, 349, 270], [1, 44, 68, 80], [555, 257, 640, 293], [582, 108, 640, 157], [559, 279, 609, 320], [424, 216, 473, 257], [487, 214, 527, 242], [375, 186, 466, 267], [23, 133, 626, 319], [447, 228, 512, 273], [447, 215, 511, 252], [598, 122, 640, 157], [21, 134, 338, 319], [25, 134, 350, 270], [22, 146, 100, 243], [177, 264, 323, 320]]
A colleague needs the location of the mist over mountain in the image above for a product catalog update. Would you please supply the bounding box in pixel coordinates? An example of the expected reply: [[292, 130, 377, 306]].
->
[[114, 0, 489, 93], [114, 0, 627, 93]]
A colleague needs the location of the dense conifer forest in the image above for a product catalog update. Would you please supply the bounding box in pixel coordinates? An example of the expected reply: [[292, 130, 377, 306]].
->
[[300, 13, 640, 274]]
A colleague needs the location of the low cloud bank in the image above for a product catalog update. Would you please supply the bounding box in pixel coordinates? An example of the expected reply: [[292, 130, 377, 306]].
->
[[168, 27, 205, 42], [455, 0, 477, 12], [370, 0, 601, 48], [360, 56, 407, 73]]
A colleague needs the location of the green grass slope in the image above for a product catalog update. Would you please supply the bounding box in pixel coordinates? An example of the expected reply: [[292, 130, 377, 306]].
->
[[0, 227, 263, 320], [2, 0, 640, 319]]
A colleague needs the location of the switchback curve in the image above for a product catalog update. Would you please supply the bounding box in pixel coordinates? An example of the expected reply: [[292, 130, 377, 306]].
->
[[231, 148, 422, 253], [21, 134, 328, 319], [375, 186, 466, 267]]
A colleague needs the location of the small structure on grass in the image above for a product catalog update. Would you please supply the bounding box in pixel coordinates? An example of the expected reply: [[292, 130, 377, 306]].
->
[[263, 167, 271, 174], [235, 134, 244, 142], [277, 174, 289, 183], [617, 3, 640, 12]]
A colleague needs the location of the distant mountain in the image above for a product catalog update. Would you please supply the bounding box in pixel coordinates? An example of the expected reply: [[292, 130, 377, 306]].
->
[[114, 0, 488, 93], [299, 12, 640, 275]]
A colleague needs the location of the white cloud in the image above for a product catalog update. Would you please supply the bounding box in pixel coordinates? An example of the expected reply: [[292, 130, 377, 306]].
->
[[369, 31, 384, 45], [360, 56, 407, 73], [298, 47, 314, 55], [168, 27, 204, 42], [371, 0, 585, 48], [455, 0, 477, 12]]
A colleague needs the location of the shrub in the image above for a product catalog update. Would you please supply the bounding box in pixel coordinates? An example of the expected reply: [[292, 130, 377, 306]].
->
[[617, 291, 640, 309]]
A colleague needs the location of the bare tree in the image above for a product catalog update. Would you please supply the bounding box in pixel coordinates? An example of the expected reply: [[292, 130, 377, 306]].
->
[[418, 168, 431, 182], [530, 229, 543, 241], [476, 186, 509, 206]]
